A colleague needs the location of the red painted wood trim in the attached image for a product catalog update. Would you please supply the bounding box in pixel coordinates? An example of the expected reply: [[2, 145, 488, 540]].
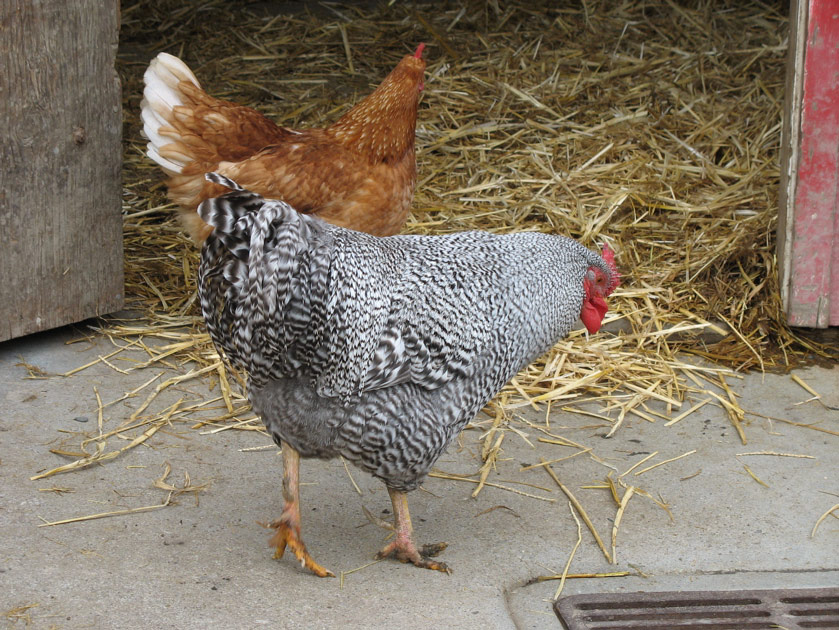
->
[[788, 0, 839, 327]]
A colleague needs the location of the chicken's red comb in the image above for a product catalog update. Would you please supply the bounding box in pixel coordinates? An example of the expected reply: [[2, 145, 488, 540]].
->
[[414, 43, 426, 59], [601, 243, 621, 293]]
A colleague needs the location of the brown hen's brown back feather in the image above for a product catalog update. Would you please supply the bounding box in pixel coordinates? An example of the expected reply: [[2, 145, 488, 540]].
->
[[141, 47, 426, 244]]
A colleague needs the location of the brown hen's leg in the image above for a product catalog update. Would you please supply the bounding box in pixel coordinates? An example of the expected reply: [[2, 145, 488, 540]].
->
[[376, 486, 451, 574], [268, 442, 334, 578]]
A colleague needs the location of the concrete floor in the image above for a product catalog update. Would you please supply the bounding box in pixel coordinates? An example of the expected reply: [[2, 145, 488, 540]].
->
[[1, 322, 837, 629]]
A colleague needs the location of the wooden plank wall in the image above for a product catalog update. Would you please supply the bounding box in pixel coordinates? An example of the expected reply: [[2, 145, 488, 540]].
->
[[0, 0, 123, 342], [778, 0, 839, 328]]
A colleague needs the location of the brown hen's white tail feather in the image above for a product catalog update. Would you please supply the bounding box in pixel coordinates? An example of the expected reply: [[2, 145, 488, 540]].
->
[[140, 53, 201, 174]]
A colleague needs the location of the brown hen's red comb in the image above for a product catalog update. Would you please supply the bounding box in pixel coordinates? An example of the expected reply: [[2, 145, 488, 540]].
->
[[601, 243, 620, 294], [414, 43, 426, 59]]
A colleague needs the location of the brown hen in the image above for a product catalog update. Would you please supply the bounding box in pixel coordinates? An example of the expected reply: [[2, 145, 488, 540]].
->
[[141, 45, 426, 244]]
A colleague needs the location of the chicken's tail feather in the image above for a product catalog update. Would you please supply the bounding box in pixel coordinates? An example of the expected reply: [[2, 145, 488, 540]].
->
[[198, 175, 327, 384], [140, 53, 202, 174], [205, 172, 244, 192], [198, 173, 263, 254], [141, 53, 288, 229]]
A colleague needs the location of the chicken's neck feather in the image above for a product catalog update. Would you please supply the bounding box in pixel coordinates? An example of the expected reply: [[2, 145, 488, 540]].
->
[[327, 58, 423, 163]]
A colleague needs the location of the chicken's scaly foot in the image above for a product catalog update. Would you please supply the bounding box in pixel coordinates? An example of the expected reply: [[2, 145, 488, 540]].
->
[[267, 518, 334, 578], [266, 441, 335, 578], [376, 487, 451, 574]]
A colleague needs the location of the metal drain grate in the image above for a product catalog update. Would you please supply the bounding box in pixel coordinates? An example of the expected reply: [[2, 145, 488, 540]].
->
[[554, 587, 839, 629]]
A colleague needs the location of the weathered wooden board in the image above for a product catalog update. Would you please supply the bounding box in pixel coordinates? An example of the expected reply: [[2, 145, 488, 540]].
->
[[0, 0, 123, 342], [778, 0, 839, 328]]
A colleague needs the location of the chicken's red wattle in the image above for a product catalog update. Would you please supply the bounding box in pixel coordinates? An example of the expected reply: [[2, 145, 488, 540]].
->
[[581, 272, 609, 333], [581, 295, 608, 333]]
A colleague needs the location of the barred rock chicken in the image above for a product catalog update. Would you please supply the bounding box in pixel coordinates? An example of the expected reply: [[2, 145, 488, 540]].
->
[[140, 45, 426, 244], [198, 173, 619, 576]]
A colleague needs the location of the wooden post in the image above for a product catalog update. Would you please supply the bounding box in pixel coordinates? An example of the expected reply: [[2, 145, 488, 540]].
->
[[778, 0, 839, 328], [0, 1, 123, 342]]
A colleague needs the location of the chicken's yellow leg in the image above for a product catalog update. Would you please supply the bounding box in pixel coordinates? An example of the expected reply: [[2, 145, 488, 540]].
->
[[268, 441, 334, 577], [376, 486, 451, 574]]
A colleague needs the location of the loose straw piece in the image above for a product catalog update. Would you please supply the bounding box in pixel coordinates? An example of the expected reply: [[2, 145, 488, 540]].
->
[[620, 451, 658, 478], [811, 504, 839, 538], [429, 471, 555, 502], [339, 559, 383, 590], [718, 375, 747, 445], [736, 451, 815, 459], [38, 494, 174, 528], [473, 433, 504, 498], [664, 398, 712, 426], [611, 486, 635, 565], [634, 450, 697, 476], [341, 456, 363, 495], [747, 412, 839, 437], [554, 502, 583, 600], [542, 460, 612, 564], [520, 449, 590, 471], [338, 24, 354, 74], [708, 390, 747, 445], [790, 374, 820, 399], [742, 464, 769, 488]]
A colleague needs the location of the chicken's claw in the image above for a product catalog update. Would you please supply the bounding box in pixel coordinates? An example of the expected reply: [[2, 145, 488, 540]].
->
[[267, 519, 335, 578], [419, 542, 448, 558]]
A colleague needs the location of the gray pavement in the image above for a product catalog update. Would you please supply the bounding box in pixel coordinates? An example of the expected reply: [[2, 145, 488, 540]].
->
[[1, 322, 837, 629]]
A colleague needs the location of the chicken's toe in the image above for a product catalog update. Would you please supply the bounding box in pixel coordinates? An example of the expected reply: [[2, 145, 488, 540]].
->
[[376, 539, 451, 574], [419, 542, 448, 558], [267, 519, 335, 578]]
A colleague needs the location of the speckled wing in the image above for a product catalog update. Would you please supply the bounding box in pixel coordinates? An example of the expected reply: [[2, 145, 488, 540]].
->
[[315, 231, 497, 402], [362, 283, 485, 394]]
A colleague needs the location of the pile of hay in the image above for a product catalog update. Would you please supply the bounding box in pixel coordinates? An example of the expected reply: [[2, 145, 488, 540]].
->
[[112, 0, 831, 432]]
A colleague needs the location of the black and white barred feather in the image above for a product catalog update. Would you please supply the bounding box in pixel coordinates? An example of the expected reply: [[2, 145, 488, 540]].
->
[[197, 173, 615, 490]]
